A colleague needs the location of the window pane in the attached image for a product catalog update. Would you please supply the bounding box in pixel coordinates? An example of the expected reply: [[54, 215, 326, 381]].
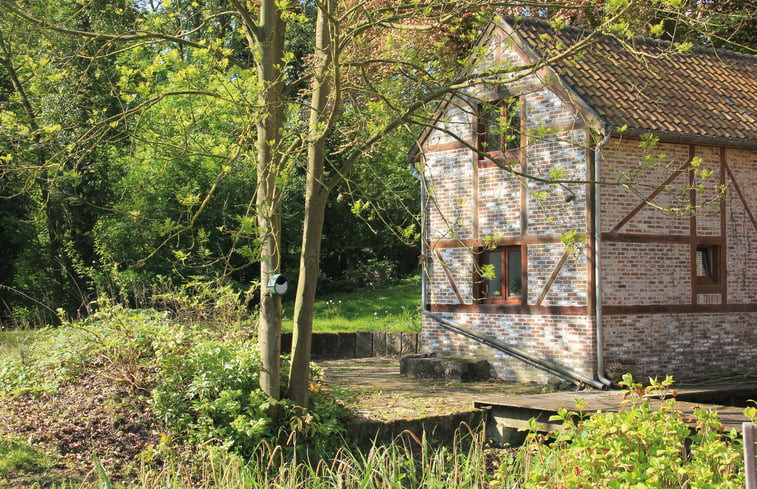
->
[[486, 252, 503, 298], [696, 249, 707, 277], [508, 249, 522, 297], [504, 103, 521, 150], [484, 106, 502, 152], [696, 246, 717, 281]]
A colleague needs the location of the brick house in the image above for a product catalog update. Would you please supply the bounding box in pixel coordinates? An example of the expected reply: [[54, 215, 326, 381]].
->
[[411, 17, 757, 386]]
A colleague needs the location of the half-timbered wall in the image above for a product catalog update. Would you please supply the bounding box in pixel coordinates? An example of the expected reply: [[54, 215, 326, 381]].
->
[[419, 19, 756, 385], [421, 28, 596, 383], [599, 140, 757, 379]]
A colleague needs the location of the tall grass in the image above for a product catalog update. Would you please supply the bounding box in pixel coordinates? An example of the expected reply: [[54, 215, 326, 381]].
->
[[96, 425, 489, 489]]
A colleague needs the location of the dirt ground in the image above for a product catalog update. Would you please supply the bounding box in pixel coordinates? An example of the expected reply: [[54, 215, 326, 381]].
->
[[318, 357, 548, 420]]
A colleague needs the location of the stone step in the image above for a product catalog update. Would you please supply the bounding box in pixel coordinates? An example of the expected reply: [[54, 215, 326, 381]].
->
[[400, 355, 490, 382]]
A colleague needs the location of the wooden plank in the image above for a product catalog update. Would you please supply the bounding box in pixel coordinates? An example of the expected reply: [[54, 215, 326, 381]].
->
[[745, 422, 756, 489], [476, 389, 751, 433]]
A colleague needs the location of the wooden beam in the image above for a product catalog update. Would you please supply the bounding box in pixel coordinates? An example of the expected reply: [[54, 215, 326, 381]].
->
[[429, 303, 588, 315], [610, 159, 692, 233], [603, 303, 757, 315], [431, 235, 565, 249], [587, 130, 597, 316], [432, 248, 465, 304], [535, 250, 570, 306], [720, 147, 728, 305], [690, 145, 698, 306], [724, 160, 757, 235], [601, 233, 690, 244]]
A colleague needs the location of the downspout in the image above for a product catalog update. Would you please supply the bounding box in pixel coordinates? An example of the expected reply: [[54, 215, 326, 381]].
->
[[594, 128, 613, 387], [410, 157, 604, 390], [409, 157, 427, 313]]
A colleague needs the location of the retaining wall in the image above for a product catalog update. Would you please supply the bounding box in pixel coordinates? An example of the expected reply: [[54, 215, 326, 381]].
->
[[281, 331, 422, 359]]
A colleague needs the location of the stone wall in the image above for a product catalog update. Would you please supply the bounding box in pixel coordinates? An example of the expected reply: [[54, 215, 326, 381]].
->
[[281, 331, 421, 360]]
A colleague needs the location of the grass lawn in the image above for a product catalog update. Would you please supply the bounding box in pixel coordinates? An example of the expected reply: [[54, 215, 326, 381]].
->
[[282, 277, 421, 333]]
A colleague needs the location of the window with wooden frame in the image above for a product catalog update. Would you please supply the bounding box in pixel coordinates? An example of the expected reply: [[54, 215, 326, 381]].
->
[[695, 245, 720, 285], [477, 246, 523, 303], [477, 98, 521, 157]]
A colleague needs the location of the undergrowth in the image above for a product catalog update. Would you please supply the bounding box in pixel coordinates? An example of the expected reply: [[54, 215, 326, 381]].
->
[[0, 285, 350, 473], [497, 374, 749, 489], [1, 281, 753, 488]]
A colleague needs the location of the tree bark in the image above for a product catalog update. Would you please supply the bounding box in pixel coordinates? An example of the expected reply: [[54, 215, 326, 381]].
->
[[288, 0, 334, 407], [254, 0, 286, 400]]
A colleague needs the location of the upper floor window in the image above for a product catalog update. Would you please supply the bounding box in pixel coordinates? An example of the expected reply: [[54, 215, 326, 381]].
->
[[477, 246, 523, 303], [696, 245, 719, 285], [477, 98, 521, 155]]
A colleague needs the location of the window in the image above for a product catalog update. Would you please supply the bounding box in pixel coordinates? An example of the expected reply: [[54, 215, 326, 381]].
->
[[478, 246, 523, 303], [478, 98, 521, 155], [696, 245, 719, 284]]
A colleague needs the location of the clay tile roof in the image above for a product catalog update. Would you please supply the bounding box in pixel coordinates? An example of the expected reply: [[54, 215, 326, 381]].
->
[[508, 17, 757, 145]]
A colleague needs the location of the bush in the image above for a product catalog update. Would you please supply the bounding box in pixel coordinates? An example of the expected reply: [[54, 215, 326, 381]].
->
[[502, 374, 745, 489], [151, 337, 350, 460], [1, 291, 350, 464]]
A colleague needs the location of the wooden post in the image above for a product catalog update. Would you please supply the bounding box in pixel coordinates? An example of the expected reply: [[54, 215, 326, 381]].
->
[[745, 422, 756, 489]]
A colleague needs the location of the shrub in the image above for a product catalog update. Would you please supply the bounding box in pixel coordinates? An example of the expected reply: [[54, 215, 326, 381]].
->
[[503, 374, 745, 489], [1, 293, 350, 464], [151, 337, 350, 460]]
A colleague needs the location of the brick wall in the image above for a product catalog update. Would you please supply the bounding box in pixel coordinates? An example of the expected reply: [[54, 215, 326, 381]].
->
[[601, 241, 690, 305], [600, 142, 757, 378], [421, 35, 596, 381], [420, 25, 757, 384], [421, 313, 595, 384], [602, 313, 757, 380]]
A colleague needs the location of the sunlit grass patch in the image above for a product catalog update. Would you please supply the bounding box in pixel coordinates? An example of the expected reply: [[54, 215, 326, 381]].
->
[[282, 277, 421, 333]]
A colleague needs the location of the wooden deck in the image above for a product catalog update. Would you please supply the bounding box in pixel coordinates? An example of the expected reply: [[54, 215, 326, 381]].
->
[[475, 384, 757, 444]]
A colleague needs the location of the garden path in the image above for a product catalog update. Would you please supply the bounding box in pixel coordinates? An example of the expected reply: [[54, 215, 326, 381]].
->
[[318, 357, 546, 421]]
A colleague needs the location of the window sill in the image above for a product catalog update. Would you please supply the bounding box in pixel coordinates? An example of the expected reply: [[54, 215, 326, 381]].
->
[[478, 149, 521, 168]]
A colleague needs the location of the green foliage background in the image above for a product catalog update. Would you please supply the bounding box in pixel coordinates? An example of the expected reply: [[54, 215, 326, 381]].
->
[[0, 0, 422, 324]]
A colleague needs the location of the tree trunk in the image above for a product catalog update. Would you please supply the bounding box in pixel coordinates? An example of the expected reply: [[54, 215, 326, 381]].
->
[[254, 0, 286, 400], [288, 1, 333, 407]]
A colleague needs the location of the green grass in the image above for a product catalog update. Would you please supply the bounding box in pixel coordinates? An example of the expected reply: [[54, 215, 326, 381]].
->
[[282, 277, 421, 333], [0, 436, 51, 477]]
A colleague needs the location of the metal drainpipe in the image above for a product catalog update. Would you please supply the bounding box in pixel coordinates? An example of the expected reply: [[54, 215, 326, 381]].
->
[[409, 158, 427, 311], [594, 129, 613, 387], [409, 157, 605, 390]]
